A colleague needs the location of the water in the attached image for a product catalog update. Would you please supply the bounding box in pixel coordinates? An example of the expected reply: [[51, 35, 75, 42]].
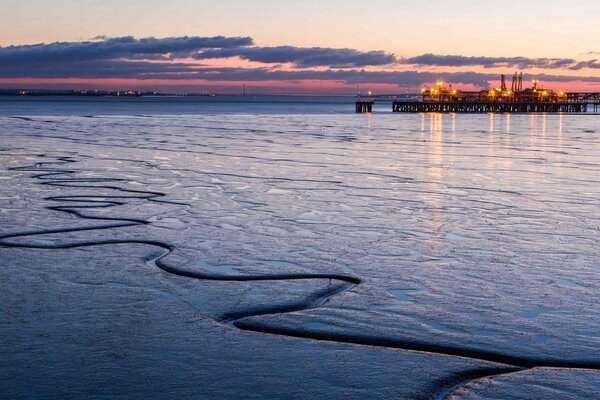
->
[[2, 100, 600, 399], [0, 95, 379, 115], [0, 95, 596, 116]]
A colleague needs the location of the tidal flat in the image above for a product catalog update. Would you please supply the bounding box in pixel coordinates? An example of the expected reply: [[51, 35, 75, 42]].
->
[[2, 109, 600, 399]]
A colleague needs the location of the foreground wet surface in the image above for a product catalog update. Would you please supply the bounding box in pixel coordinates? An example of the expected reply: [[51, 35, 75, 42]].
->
[[2, 113, 600, 398]]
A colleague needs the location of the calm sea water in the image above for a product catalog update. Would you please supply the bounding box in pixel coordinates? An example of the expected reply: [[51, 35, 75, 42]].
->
[[0, 95, 597, 116], [0, 95, 373, 115]]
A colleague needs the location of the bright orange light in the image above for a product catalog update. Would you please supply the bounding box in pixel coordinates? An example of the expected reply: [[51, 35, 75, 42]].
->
[[436, 81, 444, 87]]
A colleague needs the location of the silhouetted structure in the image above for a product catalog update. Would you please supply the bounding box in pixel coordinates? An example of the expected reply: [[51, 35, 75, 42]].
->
[[392, 75, 600, 113], [355, 100, 374, 113]]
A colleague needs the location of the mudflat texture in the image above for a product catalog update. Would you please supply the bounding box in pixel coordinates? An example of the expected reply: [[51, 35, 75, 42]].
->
[[2, 113, 600, 399]]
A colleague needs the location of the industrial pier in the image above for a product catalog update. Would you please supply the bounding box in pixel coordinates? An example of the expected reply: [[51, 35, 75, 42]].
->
[[357, 74, 600, 113], [392, 100, 589, 113]]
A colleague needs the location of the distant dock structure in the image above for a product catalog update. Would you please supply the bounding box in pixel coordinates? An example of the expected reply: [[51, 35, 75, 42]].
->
[[355, 88, 375, 113], [392, 74, 600, 114], [355, 100, 374, 113]]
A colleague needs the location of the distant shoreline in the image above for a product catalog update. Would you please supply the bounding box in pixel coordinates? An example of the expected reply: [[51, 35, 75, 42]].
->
[[0, 89, 415, 98], [0, 89, 217, 97]]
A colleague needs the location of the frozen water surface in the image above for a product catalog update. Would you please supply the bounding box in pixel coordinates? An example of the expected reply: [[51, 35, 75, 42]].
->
[[1, 108, 600, 398]]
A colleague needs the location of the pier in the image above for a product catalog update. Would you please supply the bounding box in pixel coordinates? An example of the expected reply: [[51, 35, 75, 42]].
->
[[355, 100, 374, 113], [392, 101, 588, 113], [390, 74, 600, 114]]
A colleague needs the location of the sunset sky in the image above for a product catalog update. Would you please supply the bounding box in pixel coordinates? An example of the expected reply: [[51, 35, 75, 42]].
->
[[1, 0, 599, 94]]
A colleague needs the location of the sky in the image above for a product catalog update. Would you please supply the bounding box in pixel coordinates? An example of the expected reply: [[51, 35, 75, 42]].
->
[[1, 0, 599, 94]]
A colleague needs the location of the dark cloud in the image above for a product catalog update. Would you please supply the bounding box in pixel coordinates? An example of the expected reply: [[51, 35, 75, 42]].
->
[[1, 36, 599, 89], [0, 60, 200, 79], [0, 36, 254, 65], [0, 36, 395, 69], [3, 57, 599, 88], [194, 46, 397, 68], [571, 60, 600, 70], [401, 54, 581, 69]]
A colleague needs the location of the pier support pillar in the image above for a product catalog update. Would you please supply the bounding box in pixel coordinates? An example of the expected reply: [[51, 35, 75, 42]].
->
[[356, 101, 374, 113]]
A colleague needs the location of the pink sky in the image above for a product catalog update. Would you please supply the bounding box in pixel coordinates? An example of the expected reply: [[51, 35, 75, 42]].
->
[[1, 0, 599, 94], [2, 78, 599, 95]]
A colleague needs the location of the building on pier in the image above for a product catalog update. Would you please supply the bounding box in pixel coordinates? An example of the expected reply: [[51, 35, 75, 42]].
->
[[421, 74, 570, 104], [392, 74, 600, 113]]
